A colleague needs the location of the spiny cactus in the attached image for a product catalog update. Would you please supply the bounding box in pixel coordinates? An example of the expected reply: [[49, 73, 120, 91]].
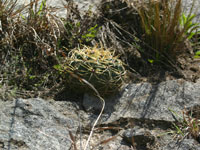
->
[[56, 45, 126, 95]]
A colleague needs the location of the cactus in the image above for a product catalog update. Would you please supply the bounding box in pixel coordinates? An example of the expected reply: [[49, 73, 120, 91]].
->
[[57, 45, 126, 95]]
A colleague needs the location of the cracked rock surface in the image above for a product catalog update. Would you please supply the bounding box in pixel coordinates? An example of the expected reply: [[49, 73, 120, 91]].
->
[[83, 79, 200, 149], [0, 98, 78, 150], [0, 80, 200, 149]]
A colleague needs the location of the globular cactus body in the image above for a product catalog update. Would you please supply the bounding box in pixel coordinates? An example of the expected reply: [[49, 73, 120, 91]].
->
[[59, 45, 126, 95]]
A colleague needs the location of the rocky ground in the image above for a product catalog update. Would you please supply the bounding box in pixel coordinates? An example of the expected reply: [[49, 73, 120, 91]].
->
[[0, 79, 200, 149]]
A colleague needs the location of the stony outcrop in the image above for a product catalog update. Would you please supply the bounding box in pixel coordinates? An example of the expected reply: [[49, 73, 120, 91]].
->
[[0, 98, 79, 150], [0, 79, 200, 149], [84, 79, 200, 123], [83, 79, 200, 149]]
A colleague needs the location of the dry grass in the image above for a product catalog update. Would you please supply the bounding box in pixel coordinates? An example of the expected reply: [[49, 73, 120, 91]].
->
[[0, 0, 101, 95], [171, 108, 200, 142], [136, 0, 200, 62]]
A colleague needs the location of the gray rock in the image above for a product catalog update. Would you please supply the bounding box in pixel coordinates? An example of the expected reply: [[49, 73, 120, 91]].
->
[[123, 127, 155, 150], [9, 0, 65, 18], [163, 138, 200, 150], [182, 0, 200, 23], [75, 131, 132, 150], [15, 0, 102, 18], [83, 80, 200, 124], [83, 79, 200, 149], [0, 81, 199, 149], [0, 98, 78, 150]]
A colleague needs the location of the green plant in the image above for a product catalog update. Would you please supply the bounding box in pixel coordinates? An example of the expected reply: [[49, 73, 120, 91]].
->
[[0, 0, 64, 92], [81, 24, 101, 42], [0, 0, 104, 94], [56, 1, 101, 50], [54, 45, 126, 95], [169, 108, 200, 141], [181, 110, 200, 140], [194, 50, 200, 58], [180, 13, 200, 40], [137, 0, 200, 61], [62, 21, 100, 49]]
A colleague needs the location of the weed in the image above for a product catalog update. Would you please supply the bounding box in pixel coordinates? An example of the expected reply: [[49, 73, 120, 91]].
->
[[180, 13, 200, 40], [0, 1, 75, 93], [60, 2, 100, 50], [169, 108, 200, 142], [194, 50, 200, 58], [81, 24, 101, 43], [136, 0, 200, 62]]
